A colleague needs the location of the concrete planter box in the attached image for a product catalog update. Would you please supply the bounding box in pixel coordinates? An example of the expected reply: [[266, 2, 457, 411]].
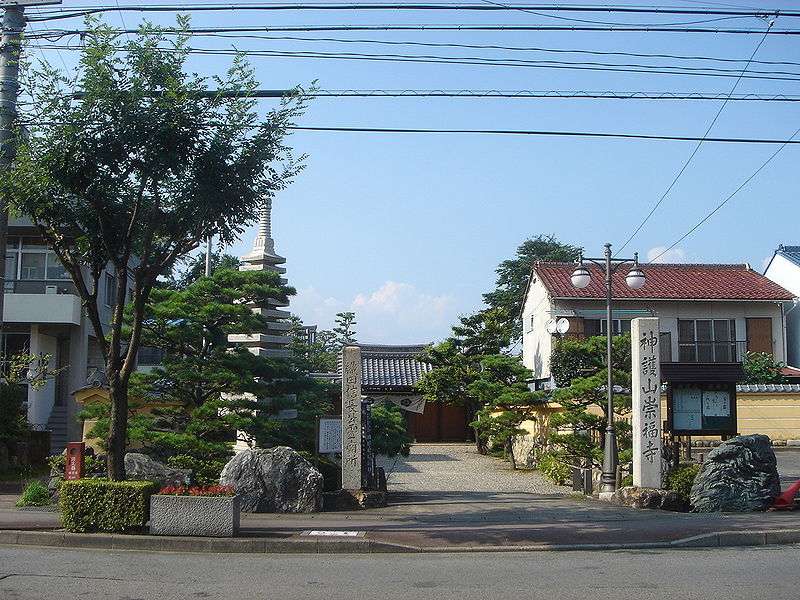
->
[[150, 495, 240, 537]]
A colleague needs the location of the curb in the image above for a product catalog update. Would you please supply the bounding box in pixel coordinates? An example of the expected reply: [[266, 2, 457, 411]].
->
[[2, 529, 800, 554]]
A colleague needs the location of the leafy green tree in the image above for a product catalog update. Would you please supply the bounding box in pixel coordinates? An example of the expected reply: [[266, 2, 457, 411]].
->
[[83, 268, 330, 461], [468, 355, 541, 469], [167, 251, 242, 291], [543, 334, 633, 476], [483, 235, 582, 341], [415, 308, 512, 453], [287, 315, 338, 373], [370, 402, 413, 458], [742, 351, 788, 384], [2, 20, 308, 479], [333, 311, 357, 346]]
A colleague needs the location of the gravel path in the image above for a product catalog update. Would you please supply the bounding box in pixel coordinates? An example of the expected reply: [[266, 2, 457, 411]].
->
[[377, 443, 570, 495]]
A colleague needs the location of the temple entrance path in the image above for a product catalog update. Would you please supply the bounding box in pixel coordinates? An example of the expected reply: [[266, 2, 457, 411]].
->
[[378, 443, 569, 494]]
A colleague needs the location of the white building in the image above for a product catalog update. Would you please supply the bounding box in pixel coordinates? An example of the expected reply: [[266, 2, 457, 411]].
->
[[521, 262, 795, 388], [764, 245, 800, 367], [3, 216, 122, 452]]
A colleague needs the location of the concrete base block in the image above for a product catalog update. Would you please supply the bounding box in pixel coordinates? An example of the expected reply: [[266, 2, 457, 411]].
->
[[150, 495, 241, 537]]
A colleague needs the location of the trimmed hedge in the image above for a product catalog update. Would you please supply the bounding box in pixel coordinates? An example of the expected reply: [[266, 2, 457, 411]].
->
[[60, 479, 157, 533]]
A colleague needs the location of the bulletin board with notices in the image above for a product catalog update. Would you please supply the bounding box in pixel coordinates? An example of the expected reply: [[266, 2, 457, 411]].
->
[[667, 382, 737, 436]]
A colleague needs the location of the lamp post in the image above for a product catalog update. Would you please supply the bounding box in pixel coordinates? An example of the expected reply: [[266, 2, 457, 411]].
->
[[571, 243, 645, 494]]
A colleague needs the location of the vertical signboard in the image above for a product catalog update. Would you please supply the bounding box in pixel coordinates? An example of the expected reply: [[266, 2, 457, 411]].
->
[[65, 442, 85, 481], [341, 346, 362, 490], [632, 318, 662, 489]]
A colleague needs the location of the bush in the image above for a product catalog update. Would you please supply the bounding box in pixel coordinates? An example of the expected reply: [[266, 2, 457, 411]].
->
[[166, 454, 228, 486], [664, 463, 701, 503], [46, 454, 106, 476], [60, 479, 156, 533], [15, 480, 50, 506], [537, 451, 572, 485]]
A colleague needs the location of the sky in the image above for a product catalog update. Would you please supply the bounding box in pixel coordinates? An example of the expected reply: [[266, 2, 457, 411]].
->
[[21, 1, 800, 346]]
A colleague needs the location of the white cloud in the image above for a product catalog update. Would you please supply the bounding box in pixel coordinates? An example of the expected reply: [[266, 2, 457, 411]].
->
[[290, 281, 457, 344], [647, 246, 688, 264]]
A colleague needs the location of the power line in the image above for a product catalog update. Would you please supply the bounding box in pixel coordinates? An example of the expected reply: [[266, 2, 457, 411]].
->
[[17, 117, 799, 144], [284, 125, 800, 144], [25, 24, 800, 36], [27, 42, 800, 82], [21, 89, 800, 102], [172, 35, 800, 70], [616, 20, 775, 255], [26, 4, 799, 20], [648, 125, 800, 264]]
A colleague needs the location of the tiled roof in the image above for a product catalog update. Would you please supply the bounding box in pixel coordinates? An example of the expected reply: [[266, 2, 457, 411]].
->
[[337, 344, 433, 390], [737, 384, 800, 393], [776, 245, 800, 268], [534, 262, 794, 301]]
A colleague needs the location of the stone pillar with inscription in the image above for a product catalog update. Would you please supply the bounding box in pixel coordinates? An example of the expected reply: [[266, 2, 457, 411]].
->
[[632, 317, 663, 489], [341, 346, 363, 490]]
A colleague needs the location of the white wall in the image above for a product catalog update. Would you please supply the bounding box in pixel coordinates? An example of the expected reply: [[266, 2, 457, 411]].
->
[[765, 253, 800, 366]]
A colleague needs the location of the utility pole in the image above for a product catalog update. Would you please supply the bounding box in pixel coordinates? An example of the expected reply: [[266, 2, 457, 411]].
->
[[0, 0, 60, 348], [0, 3, 26, 346]]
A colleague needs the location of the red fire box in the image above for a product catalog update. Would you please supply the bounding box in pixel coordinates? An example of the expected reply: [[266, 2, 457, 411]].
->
[[65, 442, 86, 481]]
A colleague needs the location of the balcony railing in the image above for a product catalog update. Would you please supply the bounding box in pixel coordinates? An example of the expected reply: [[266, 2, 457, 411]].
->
[[3, 280, 78, 295], [677, 340, 748, 363]]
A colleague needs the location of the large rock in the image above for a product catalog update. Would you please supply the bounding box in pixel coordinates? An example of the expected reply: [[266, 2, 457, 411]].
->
[[220, 447, 323, 513], [690, 434, 780, 512], [124, 453, 191, 490]]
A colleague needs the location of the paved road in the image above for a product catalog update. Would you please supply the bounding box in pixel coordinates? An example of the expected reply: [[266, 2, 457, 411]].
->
[[2, 544, 800, 600]]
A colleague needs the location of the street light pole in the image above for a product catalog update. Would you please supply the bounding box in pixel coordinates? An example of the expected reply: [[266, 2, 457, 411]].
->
[[571, 243, 645, 494]]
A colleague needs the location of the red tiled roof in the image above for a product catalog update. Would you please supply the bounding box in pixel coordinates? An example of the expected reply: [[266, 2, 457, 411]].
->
[[535, 262, 795, 301]]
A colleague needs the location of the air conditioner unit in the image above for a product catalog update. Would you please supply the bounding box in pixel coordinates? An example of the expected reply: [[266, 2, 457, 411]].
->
[[45, 285, 58, 294]]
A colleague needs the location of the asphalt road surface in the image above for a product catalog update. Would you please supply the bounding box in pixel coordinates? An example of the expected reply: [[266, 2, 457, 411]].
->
[[2, 544, 799, 600]]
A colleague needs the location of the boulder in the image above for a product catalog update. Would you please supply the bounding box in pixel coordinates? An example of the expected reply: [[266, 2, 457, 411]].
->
[[690, 434, 780, 512], [220, 447, 323, 513], [124, 453, 191, 490], [610, 486, 689, 512]]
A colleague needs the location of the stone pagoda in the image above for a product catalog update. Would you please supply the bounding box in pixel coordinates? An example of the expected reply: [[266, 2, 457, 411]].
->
[[227, 197, 293, 358]]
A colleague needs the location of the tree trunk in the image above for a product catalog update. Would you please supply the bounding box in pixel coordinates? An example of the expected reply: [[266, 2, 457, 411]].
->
[[507, 439, 517, 470], [105, 374, 129, 481]]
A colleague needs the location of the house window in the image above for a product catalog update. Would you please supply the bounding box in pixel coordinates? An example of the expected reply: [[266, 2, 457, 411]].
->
[[678, 319, 737, 362], [5, 236, 70, 281], [137, 347, 166, 366], [584, 319, 631, 338], [104, 272, 116, 308]]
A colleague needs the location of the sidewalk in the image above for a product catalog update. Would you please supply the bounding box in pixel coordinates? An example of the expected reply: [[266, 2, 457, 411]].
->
[[2, 444, 800, 553]]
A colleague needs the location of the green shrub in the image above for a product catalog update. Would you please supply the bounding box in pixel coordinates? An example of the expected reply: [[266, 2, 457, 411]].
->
[[664, 463, 701, 503], [620, 474, 633, 488], [537, 451, 573, 485], [46, 454, 106, 476], [60, 479, 156, 533], [15, 480, 50, 506], [166, 454, 228, 486]]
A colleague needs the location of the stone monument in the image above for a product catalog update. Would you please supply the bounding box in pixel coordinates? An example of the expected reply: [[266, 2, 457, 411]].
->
[[341, 345, 362, 490], [631, 317, 662, 489]]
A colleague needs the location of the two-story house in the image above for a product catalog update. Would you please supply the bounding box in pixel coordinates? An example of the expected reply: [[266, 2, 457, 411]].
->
[[764, 245, 800, 368], [3, 216, 123, 453], [521, 262, 796, 388]]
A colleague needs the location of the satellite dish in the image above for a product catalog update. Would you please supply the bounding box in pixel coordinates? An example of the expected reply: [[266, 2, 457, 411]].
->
[[545, 319, 558, 334], [556, 318, 570, 334]]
